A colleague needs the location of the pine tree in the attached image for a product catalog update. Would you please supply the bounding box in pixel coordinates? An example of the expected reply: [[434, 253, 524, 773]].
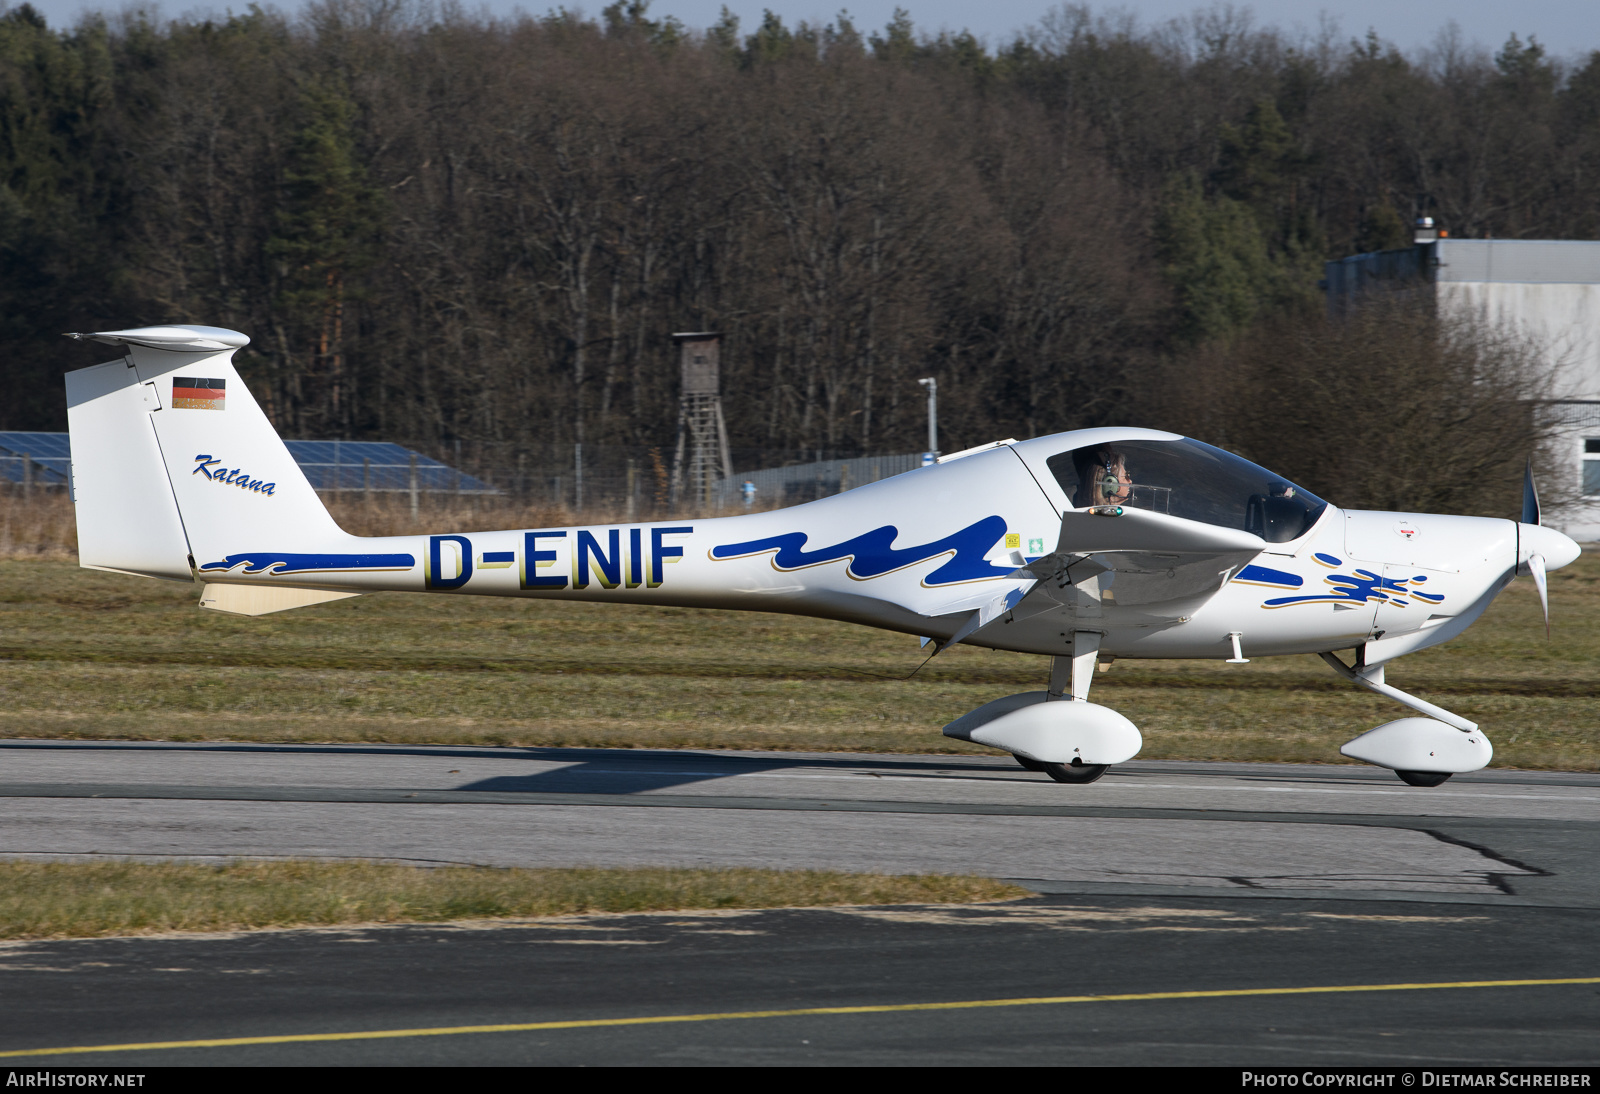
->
[[264, 82, 382, 435]]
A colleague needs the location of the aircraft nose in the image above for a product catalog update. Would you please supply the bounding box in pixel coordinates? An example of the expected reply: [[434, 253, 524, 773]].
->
[[1520, 522, 1582, 572]]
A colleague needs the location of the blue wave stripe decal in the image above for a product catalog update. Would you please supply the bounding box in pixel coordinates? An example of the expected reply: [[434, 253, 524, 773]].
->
[[1233, 564, 1303, 588], [711, 516, 1014, 585], [200, 553, 416, 575], [1262, 568, 1445, 610]]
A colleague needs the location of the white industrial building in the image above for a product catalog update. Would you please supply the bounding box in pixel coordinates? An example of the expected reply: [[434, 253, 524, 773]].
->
[[1325, 236, 1600, 542]]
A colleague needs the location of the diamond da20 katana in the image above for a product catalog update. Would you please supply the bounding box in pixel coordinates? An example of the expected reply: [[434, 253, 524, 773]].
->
[[63, 325, 1580, 786]]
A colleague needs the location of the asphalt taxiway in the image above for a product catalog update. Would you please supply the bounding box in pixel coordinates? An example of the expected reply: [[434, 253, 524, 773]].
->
[[0, 740, 1596, 1064]]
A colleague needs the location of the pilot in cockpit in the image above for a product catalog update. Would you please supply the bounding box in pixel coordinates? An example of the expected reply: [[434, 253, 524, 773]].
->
[[1072, 445, 1132, 509]]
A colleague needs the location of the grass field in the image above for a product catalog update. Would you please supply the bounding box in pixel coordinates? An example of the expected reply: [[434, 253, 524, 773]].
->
[[0, 861, 1026, 940], [0, 551, 1596, 769]]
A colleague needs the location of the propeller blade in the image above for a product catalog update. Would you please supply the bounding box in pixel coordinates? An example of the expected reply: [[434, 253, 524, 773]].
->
[[1529, 552, 1549, 640], [1522, 460, 1541, 526]]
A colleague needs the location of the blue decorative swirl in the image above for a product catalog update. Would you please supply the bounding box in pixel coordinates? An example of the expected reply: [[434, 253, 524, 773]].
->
[[1262, 567, 1443, 610], [711, 516, 1015, 585], [199, 552, 416, 575], [1233, 564, 1303, 588]]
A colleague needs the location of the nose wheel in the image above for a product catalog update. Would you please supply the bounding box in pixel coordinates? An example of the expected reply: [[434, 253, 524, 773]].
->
[[1015, 755, 1109, 783], [1044, 760, 1108, 783], [1395, 770, 1453, 787]]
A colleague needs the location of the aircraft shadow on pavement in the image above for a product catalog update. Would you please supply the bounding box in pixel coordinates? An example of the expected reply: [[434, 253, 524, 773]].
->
[[0, 739, 1007, 794], [5, 739, 1575, 792], [456, 749, 990, 795]]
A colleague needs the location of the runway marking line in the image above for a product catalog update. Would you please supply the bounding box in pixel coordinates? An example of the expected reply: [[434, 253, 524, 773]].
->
[[3, 976, 1598, 1058]]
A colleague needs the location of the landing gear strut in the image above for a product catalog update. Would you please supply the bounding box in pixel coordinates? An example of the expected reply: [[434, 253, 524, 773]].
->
[[1320, 651, 1489, 787]]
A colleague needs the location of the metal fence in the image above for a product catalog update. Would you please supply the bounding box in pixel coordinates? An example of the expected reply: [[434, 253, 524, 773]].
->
[[469, 445, 926, 517], [0, 432, 72, 490], [1546, 401, 1600, 431], [0, 432, 926, 516], [282, 440, 496, 495], [0, 434, 498, 499], [715, 453, 925, 511]]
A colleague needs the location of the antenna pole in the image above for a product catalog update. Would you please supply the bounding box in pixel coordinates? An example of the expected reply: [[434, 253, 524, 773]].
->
[[917, 377, 938, 460]]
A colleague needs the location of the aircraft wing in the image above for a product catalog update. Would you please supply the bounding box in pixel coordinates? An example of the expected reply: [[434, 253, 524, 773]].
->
[[930, 508, 1265, 648], [1054, 507, 1266, 556]]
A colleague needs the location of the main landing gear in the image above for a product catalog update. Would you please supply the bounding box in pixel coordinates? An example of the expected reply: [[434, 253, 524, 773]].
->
[[941, 632, 1142, 786], [1028, 638, 1119, 784]]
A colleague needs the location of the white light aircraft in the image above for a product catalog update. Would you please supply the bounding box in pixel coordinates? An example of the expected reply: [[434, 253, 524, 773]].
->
[[63, 325, 1581, 787]]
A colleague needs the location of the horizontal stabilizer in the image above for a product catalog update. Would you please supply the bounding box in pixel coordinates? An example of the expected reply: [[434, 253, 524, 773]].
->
[[66, 326, 250, 352], [199, 584, 362, 617]]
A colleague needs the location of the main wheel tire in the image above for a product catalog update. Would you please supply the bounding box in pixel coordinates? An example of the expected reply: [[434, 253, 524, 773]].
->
[[1395, 770, 1453, 787], [1015, 756, 1048, 772], [1041, 760, 1109, 784]]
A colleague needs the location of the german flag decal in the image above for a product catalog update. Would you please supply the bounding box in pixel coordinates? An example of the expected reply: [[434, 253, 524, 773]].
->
[[173, 377, 225, 410]]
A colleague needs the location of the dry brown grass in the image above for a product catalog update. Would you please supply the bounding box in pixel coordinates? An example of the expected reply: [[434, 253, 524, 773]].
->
[[1, 540, 1596, 769], [0, 490, 76, 559], [0, 860, 1027, 940]]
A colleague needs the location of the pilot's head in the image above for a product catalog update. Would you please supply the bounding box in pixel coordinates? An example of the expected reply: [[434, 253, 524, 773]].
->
[[1073, 445, 1130, 508]]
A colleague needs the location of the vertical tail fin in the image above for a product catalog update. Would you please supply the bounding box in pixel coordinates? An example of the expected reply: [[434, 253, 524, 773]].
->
[[65, 325, 343, 580]]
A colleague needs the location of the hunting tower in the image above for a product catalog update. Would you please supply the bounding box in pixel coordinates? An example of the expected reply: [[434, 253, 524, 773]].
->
[[670, 332, 734, 511]]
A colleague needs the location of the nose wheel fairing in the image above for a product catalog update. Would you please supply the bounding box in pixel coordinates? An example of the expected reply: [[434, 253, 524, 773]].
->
[[1340, 717, 1493, 775]]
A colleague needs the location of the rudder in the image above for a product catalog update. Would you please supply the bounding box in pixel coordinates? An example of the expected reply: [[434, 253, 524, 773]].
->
[[66, 355, 191, 580]]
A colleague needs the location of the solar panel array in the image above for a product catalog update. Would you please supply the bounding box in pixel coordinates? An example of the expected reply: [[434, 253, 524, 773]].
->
[[282, 440, 496, 493], [0, 432, 72, 486], [0, 433, 496, 494]]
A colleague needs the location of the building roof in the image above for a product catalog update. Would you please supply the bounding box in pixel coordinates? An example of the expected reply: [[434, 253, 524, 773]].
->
[[1435, 239, 1600, 285]]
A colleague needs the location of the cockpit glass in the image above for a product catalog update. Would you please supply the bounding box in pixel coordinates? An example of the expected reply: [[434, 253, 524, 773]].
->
[[1046, 439, 1328, 544]]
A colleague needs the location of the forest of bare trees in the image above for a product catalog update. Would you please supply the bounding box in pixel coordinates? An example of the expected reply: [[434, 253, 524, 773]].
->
[[2, 0, 1595, 514]]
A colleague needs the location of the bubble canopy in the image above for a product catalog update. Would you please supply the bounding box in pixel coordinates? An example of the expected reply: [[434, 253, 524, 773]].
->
[[1046, 438, 1328, 544]]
